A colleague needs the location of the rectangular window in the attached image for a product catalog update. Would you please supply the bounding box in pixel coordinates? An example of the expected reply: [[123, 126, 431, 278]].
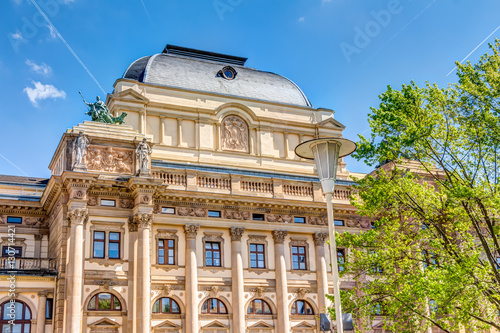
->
[[46, 298, 53, 319], [161, 207, 175, 214], [6, 216, 22, 224], [337, 248, 345, 272], [334, 219, 344, 226], [205, 242, 221, 267], [100, 199, 116, 207], [291, 246, 307, 270], [250, 243, 265, 268], [369, 250, 383, 273], [108, 232, 120, 259], [2, 246, 22, 258], [294, 216, 306, 223], [158, 239, 175, 265], [93, 231, 105, 258], [208, 210, 221, 218], [252, 213, 265, 221]]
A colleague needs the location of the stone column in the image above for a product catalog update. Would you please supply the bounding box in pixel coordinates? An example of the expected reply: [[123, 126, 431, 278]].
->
[[127, 219, 138, 333], [313, 232, 330, 313], [272, 230, 289, 333], [36, 291, 48, 333], [135, 213, 152, 332], [185, 224, 200, 333], [230, 227, 245, 333], [65, 208, 88, 333]]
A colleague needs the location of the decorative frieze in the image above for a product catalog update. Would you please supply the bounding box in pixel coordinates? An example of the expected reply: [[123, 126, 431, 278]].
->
[[178, 207, 207, 217], [84, 145, 134, 174], [224, 210, 251, 220], [267, 214, 292, 223]]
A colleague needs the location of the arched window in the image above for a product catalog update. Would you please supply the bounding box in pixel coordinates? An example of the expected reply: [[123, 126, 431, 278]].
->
[[0, 300, 32, 332], [87, 293, 121, 311], [152, 297, 181, 314], [247, 299, 272, 315], [201, 298, 227, 314], [291, 300, 314, 315]]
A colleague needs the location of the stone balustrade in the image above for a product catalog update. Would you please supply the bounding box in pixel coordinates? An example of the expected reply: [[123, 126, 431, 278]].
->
[[0, 257, 57, 272]]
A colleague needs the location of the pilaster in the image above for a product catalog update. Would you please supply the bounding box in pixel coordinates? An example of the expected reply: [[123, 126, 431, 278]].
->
[[185, 224, 200, 333], [229, 227, 245, 333], [272, 230, 289, 333]]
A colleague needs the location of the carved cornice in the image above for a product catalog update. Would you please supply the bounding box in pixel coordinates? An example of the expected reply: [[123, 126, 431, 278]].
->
[[184, 224, 199, 239], [313, 232, 328, 247], [272, 230, 288, 244], [229, 227, 245, 241], [67, 208, 88, 226], [133, 213, 153, 229]]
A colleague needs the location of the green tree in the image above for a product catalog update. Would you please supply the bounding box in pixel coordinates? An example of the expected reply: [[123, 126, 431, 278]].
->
[[337, 40, 500, 332]]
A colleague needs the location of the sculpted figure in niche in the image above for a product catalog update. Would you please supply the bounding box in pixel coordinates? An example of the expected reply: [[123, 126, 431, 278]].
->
[[136, 138, 152, 176], [73, 132, 90, 170], [221, 115, 249, 153]]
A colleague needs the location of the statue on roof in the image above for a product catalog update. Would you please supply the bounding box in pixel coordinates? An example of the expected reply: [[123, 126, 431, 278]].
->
[[79, 91, 127, 124]]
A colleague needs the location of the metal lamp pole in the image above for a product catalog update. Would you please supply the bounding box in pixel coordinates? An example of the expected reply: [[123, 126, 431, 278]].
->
[[295, 137, 357, 333]]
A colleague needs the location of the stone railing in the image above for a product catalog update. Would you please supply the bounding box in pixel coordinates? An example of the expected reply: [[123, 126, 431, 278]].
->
[[241, 180, 273, 194], [151, 170, 187, 186], [152, 168, 352, 202], [0, 257, 57, 272]]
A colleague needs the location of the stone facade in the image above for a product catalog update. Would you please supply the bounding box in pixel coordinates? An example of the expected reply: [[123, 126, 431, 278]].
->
[[0, 46, 374, 332]]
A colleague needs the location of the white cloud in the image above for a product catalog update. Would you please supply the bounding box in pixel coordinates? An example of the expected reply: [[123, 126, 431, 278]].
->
[[23, 81, 66, 107], [25, 60, 52, 76], [11, 30, 24, 41], [47, 24, 58, 39], [298, 17, 305, 23]]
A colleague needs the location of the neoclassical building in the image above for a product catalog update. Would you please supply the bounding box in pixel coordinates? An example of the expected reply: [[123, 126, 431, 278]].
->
[[0, 45, 371, 333]]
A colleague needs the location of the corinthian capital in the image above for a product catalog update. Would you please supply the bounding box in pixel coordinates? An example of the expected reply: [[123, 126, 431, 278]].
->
[[133, 213, 153, 229], [313, 232, 329, 247], [272, 230, 288, 244], [229, 227, 245, 241], [184, 224, 200, 239], [67, 208, 88, 226]]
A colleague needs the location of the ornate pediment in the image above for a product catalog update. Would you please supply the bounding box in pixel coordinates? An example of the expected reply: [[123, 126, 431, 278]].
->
[[316, 117, 345, 129], [88, 318, 120, 328]]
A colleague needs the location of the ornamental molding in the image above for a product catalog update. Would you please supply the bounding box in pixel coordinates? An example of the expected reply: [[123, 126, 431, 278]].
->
[[67, 208, 88, 226], [184, 224, 200, 238], [267, 214, 292, 223], [313, 232, 328, 246], [132, 213, 153, 229], [224, 210, 251, 220], [229, 227, 245, 241], [177, 207, 207, 217], [272, 230, 288, 244]]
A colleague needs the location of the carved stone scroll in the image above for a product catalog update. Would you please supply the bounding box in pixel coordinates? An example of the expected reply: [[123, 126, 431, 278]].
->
[[84, 145, 133, 174]]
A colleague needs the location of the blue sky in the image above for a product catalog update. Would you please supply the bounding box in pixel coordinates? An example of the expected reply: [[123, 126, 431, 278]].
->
[[1, 0, 499, 178]]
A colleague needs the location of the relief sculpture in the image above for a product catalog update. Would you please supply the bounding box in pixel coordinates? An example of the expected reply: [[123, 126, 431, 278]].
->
[[84, 146, 133, 174], [221, 115, 249, 153]]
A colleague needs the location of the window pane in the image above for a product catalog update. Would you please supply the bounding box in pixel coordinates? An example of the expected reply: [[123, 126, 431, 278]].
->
[[213, 259, 220, 266], [206, 259, 212, 266], [201, 300, 208, 313], [168, 249, 174, 256], [168, 240, 174, 247], [94, 232, 105, 240], [162, 299, 170, 313], [257, 244, 264, 251], [297, 301, 305, 314], [159, 240, 164, 247], [210, 299, 217, 313], [298, 247, 304, 254], [97, 294, 111, 310], [219, 302, 227, 314], [264, 302, 271, 314], [113, 296, 121, 310], [88, 296, 96, 310], [257, 254, 264, 261], [109, 243, 119, 259], [212, 243, 219, 250], [171, 300, 180, 313], [24, 304, 30, 319], [168, 257, 174, 265], [213, 252, 220, 259], [205, 243, 212, 249], [250, 244, 256, 251], [255, 300, 262, 314], [109, 232, 120, 241], [93, 243, 104, 258], [152, 300, 160, 313]]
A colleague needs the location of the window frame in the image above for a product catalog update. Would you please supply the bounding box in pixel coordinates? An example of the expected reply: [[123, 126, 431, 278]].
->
[[87, 292, 122, 311], [108, 232, 121, 259], [291, 300, 314, 315], [6, 216, 22, 224], [291, 245, 308, 271], [152, 297, 181, 314], [201, 298, 228, 314], [92, 231, 106, 259], [249, 243, 266, 269], [334, 219, 344, 226], [247, 298, 273, 315], [158, 238, 176, 265], [0, 300, 32, 332], [337, 248, 346, 272], [2, 246, 23, 258], [205, 241, 222, 267]]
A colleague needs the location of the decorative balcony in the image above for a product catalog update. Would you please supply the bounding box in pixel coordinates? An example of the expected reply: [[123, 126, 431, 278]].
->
[[0, 257, 57, 276]]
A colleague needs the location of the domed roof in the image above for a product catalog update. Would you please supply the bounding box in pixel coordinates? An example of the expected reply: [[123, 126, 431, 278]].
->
[[123, 45, 312, 107]]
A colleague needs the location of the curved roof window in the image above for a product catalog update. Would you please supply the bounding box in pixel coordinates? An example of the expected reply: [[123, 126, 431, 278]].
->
[[217, 66, 237, 80]]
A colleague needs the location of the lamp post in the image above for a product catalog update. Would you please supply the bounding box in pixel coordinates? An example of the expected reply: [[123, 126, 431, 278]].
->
[[295, 137, 357, 333]]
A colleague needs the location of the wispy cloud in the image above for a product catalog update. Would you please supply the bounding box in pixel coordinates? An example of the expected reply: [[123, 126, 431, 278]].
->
[[23, 81, 66, 107], [298, 17, 305, 23], [11, 30, 25, 41], [25, 60, 52, 76], [11, 0, 23, 4], [47, 24, 57, 39]]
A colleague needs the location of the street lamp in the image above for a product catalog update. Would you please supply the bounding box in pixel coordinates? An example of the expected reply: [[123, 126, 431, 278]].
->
[[295, 137, 357, 333]]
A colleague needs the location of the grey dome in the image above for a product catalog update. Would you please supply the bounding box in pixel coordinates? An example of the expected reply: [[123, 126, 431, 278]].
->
[[123, 46, 312, 107]]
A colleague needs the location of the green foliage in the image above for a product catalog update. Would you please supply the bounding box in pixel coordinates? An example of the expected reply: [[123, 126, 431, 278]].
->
[[340, 40, 500, 332]]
